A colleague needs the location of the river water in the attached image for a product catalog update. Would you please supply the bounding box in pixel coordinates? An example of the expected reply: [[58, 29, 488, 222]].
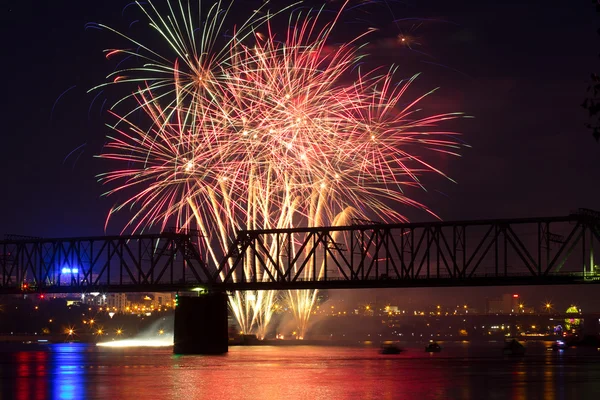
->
[[1, 341, 600, 400]]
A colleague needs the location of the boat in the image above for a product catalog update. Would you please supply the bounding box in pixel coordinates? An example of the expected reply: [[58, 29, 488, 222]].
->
[[550, 340, 568, 351], [380, 343, 403, 354], [503, 339, 525, 356], [425, 341, 442, 352]]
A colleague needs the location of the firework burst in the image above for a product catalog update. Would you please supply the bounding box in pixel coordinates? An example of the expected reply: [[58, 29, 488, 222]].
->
[[96, 0, 466, 338]]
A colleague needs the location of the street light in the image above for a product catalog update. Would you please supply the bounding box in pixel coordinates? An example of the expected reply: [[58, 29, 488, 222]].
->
[[65, 327, 75, 338]]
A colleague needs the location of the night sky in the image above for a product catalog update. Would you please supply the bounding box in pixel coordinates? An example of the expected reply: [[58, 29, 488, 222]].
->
[[1, 0, 600, 310]]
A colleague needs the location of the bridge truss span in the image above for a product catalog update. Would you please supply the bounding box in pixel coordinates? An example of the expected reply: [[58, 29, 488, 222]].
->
[[1, 210, 600, 293], [216, 210, 600, 290], [0, 231, 210, 294]]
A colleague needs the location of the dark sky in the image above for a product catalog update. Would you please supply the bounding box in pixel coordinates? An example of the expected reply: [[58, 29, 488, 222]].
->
[[1, 0, 599, 310]]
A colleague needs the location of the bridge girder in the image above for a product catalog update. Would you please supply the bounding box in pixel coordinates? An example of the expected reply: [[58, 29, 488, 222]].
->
[[1, 210, 600, 294]]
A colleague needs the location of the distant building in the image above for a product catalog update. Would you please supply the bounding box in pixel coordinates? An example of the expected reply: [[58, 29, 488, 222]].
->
[[82, 293, 107, 307], [486, 293, 520, 314], [107, 293, 128, 311], [150, 292, 174, 308], [565, 305, 582, 334]]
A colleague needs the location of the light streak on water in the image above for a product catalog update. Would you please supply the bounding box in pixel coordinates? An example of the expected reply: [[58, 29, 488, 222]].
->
[[97, 336, 173, 348]]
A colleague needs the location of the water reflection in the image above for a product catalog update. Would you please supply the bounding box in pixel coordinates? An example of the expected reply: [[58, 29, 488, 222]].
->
[[1, 342, 600, 399], [13, 351, 47, 400], [50, 344, 85, 400]]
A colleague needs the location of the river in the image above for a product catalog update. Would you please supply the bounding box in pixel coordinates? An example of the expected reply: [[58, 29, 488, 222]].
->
[[1, 341, 600, 399]]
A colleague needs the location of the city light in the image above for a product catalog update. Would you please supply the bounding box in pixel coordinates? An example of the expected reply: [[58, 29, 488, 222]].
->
[[191, 287, 207, 296]]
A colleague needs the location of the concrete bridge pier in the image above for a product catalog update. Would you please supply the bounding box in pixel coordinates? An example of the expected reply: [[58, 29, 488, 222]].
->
[[173, 292, 228, 355]]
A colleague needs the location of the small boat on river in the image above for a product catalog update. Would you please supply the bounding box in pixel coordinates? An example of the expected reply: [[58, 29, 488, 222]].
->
[[425, 341, 442, 352], [380, 343, 403, 354], [549, 340, 568, 351]]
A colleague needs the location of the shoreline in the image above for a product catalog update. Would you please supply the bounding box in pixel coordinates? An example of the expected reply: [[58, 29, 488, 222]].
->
[[0, 335, 562, 345]]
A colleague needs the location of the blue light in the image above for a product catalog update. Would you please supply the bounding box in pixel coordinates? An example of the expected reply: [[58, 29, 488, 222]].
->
[[51, 344, 85, 399], [61, 267, 79, 274]]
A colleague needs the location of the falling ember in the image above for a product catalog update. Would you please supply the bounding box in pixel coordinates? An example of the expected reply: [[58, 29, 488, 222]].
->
[[95, 1, 467, 339]]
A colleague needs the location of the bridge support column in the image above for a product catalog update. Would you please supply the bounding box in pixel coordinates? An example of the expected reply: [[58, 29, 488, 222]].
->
[[173, 292, 228, 355]]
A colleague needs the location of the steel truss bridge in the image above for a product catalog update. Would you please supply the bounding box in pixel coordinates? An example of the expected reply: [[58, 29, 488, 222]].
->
[[2, 209, 600, 294]]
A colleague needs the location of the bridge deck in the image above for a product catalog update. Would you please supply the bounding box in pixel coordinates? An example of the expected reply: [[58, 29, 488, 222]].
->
[[1, 209, 599, 293]]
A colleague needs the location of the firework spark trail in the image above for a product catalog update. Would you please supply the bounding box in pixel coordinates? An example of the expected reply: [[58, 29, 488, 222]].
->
[[94, 0, 291, 335], [224, 8, 463, 337], [90, 0, 298, 129], [96, 0, 466, 338]]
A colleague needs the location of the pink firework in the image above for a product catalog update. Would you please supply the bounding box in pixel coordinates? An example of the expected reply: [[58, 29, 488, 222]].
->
[[97, 1, 466, 337]]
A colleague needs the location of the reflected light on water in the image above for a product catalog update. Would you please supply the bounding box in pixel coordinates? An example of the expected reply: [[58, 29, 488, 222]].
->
[[97, 317, 173, 348], [2, 341, 600, 399], [97, 337, 173, 348], [51, 344, 85, 400], [14, 351, 48, 400]]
